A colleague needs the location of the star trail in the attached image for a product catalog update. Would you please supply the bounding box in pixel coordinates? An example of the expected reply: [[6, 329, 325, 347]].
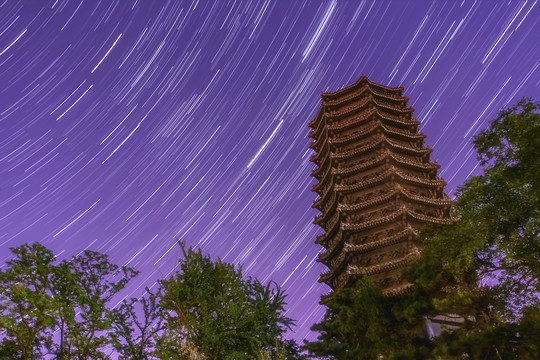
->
[[1, 0, 539, 342]]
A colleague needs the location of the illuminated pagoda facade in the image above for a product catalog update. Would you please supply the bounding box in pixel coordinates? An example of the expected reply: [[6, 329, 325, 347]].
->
[[309, 76, 452, 303]]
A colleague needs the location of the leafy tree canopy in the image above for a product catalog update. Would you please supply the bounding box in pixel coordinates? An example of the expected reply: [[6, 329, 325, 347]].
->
[[158, 242, 300, 360]]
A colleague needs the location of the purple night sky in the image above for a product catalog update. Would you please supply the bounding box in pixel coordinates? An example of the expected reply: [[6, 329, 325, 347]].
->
[[1, 0, 539, 342]]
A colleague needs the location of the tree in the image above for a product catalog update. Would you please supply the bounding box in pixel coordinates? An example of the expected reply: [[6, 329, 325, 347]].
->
[[0, 243, 138, 359], [111, 287, 165, 360], [157, 242, 299, 359], [407, 98, 540, 358], [54, 250, 138, 359], [0, 243, 57, 359], [304, 277, 431, 360]]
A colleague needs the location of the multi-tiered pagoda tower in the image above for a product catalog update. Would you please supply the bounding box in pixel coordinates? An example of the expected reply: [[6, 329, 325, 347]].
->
[[309, 76, 451, 303]]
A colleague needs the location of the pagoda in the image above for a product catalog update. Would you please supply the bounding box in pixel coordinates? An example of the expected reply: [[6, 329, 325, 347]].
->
[[309, 76, 452, 303]]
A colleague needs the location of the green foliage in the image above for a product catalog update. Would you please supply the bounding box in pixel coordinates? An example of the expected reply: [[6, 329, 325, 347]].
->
[[408, 98, 540, 358], [0, 243, 57, 359], [158, 242, 299, 359], [0, 243, 138, 359], [0, 241, 302, 359], [111, 287, 165, 359], [57, 250, 139, 359], [304, 277, 430, 360]]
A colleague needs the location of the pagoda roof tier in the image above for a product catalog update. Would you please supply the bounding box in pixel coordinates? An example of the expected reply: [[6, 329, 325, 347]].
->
[[320, 280, 415, 304], [315, 212, 341, 246], [315, 205, 403, 246], [310, 115, 424, 162], [313, 150, 434, 202], [318, 225, 414, 264], [338, 187, 451, 213], [312, 141, 434, 189], [315, 205, 452, 246], [319, 247, 420, 284], [315, 210, 341, 245], [333, 152, 439, 178], [330, 121, 426, 147], [321, 75, 403, 101], [347, 247, 421, 277], [311, 131, 427, 174], [313, 195, 339, 225], [333, 167, 446, 194], [310, 140, 332, 163], [311, 151, 382, 190], [309, 108, 375, 148], [323, 96, 414, 124], [322, 84, 408, 111], [344, 226, 416, 255], [320, 291, 334, 304], [316, 229, 344, 263], [382, 283, 415, 297], [315, 189, 450, 236], [342, 207, 453, 232], [312, 168, 446, 215], [308, 99, 375, 138], [309, 96, 418, 139], [332, 137, 432, 161]]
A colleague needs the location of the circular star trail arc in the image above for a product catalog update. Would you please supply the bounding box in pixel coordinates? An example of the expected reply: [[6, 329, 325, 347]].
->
[[0, 0, 539, 341]]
